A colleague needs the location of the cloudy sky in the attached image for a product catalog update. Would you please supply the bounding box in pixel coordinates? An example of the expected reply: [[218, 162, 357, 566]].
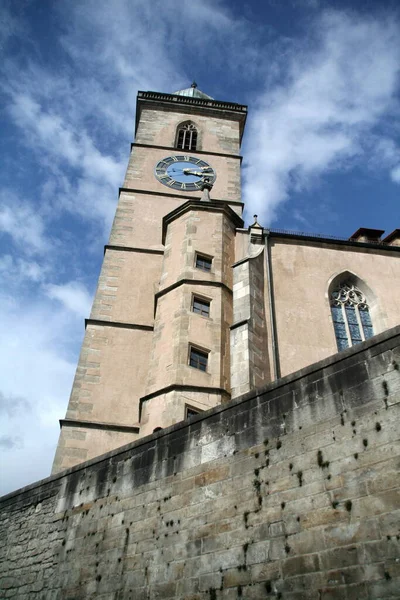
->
[[1, 0, 400, 495]]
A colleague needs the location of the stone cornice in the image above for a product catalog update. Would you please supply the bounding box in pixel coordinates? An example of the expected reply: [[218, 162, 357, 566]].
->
[[60, 418, 140, 434], [136, 91, 247, 142], [266, 230, 400, 254], [104, 245, 164, 256], [85, 318, 153, 331], [154, 279, 232, 316], [234, 228, 400, 254], [131, 142, 243, 162], [139, 384, 231, 420], [230, 318, 249, 331], [162, 199, 244, 244], [118, 186, 244, 208]]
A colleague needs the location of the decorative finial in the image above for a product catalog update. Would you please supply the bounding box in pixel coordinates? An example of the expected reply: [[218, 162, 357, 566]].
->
[[191, 81, 198, 89], [249, 214, 264, 245]]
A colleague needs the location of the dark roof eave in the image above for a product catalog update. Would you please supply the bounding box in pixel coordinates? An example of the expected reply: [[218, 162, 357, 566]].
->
[[259, 229, 400, 253]]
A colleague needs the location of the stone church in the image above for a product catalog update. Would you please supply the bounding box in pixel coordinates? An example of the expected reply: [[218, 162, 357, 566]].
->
[[2, 85, 400, 600], [52, 84, 400, 474]]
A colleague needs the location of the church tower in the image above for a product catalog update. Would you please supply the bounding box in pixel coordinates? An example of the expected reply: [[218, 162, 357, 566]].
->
[[52, 85, 248, 473]]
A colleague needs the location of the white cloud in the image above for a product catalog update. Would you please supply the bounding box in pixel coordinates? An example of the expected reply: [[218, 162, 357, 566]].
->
[[0, 435, 23, 450], [0, 254, 46, 284], [45, 281, 93, 318], [1, 1, 400, 497], [0, 297, 81, 494], [391, 165, 400, 183], [0, 391, 30, 418], [243, 10, 400, 223], [0, 191, 49, 255]]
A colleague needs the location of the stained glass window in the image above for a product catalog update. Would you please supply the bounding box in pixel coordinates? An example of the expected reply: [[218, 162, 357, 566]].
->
[[330, 282, 374, 352]]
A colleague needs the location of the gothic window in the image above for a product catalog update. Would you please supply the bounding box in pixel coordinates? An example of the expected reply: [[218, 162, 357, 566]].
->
[[330, 282, 374, 351], [176, 122, 198, 151]]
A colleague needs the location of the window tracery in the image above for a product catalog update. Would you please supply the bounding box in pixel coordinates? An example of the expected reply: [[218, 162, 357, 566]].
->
[[330, 282, 374, 351], [176, 122, 198, 151]]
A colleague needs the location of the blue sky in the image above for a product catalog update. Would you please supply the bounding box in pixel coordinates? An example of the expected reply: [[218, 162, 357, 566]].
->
[[1, 0, 400, 495]]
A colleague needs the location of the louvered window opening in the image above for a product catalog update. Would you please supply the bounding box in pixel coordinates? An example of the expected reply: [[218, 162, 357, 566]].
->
[[177, 124, 197, 151]]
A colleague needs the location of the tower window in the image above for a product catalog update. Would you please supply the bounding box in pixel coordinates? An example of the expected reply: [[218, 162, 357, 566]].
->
[[330, 282, 374, 351], [176, 122, 198, 151], [186, 405, 202, 419], [189, 346, 208, 372], [192, 296, 210, 317], [195, 253, 212, 272]]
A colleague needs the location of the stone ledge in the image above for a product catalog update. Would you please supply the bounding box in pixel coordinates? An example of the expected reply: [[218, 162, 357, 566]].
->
[[139, 384, 231, 419], [131, 142, 243, 162], [60, 418, 140, 434], [155, 279, 232, 306], [85, 318, 154, 331], [118, 186, 244, 208], [104, 245, 164, 256], [162, 199, 244, 244], [230, 318, 249, 331]]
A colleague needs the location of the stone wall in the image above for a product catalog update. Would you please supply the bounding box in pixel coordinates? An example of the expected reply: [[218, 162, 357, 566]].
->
[[1, 326, 400, 599], [231, 247, 271, 398]]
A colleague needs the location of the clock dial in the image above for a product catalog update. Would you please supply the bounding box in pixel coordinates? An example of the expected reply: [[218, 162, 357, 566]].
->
[[154, 155, 216, 191]]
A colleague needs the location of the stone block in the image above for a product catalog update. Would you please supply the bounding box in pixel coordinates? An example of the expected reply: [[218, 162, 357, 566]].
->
[[282, 553, 320, 578], [319, 545, 362, 570]]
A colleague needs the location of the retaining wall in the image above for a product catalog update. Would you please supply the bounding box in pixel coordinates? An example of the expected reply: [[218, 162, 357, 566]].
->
[[1, 326, 400, 599]]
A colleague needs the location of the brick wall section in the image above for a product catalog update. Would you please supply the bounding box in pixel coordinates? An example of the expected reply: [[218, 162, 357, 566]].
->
[[1, 326, 400, 599]]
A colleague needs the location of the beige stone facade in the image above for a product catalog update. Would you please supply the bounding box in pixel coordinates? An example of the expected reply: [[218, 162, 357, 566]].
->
[[231, 229, 400, 398], [52, 89, 246, 473], [52, 88, 400, 474]]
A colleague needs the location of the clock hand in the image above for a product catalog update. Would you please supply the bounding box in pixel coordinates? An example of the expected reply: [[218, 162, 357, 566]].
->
[[183, 168, 203, 177], [181, 167, 212, 173]]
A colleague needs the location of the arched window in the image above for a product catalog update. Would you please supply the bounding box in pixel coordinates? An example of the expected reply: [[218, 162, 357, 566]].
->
[[330, 281, 374, 351], [176, 122, 198, 151]]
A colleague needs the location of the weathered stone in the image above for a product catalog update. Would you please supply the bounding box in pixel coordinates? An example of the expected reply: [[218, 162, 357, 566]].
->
[[1, 327, 400, 599]]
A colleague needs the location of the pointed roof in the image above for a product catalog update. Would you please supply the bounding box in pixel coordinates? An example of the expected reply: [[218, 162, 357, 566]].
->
[[173, 81, 214, 100]]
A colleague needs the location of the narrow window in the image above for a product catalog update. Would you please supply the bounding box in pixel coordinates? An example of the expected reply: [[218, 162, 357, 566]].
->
[[189, 346, 208, 372], [192, 296, 210, 317], [195, 253, 212, 272], [330, 282, 374, 351], [176, 122, 198, 151], [186, 405, 201, 419]]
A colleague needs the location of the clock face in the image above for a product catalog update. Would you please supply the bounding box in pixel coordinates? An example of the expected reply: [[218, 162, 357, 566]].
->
[[154, 155, 216, 192]]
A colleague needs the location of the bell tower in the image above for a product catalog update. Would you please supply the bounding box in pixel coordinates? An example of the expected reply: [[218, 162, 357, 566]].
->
[[52, 85, 247, 473]]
